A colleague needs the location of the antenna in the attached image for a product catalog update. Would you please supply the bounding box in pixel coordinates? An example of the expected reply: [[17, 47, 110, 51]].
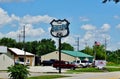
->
[[17, 34, 22, 42], [76, 37, 79, 51]]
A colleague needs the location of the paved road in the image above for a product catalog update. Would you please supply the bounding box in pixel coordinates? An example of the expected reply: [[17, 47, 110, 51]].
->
[[0, 66, 120, 79], [57, 72, 120, 79]]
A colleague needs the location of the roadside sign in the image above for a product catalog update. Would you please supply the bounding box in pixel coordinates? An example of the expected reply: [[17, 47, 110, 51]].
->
[[95, 60, 106, 69], [50, 19, 70, 38]]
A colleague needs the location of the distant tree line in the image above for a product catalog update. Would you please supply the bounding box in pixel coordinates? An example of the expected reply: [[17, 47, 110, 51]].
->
[[81, 44, 120, 64], [1, 37, 120, 64], [0, 37, 73, 56]]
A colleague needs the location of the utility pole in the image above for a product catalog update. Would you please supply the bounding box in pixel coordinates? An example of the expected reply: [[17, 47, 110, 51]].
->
[[23, 25, 26, 65], [105, 38, 107, 61], [74, 37, 79, 60], [18, 34, 22, 42], [76, 37, 79, 51]]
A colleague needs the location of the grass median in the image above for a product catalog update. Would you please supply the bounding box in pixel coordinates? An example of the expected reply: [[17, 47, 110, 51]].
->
[[27, 66, 120, 79], [67, 67, 120, 73], [28, 75, 70, 79]]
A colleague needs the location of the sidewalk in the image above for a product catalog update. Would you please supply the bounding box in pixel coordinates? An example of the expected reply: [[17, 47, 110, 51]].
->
[[0, 71, 9, 79]]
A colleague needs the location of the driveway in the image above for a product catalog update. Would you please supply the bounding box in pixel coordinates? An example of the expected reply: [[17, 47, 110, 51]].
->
[[29, 66, 66, 73]]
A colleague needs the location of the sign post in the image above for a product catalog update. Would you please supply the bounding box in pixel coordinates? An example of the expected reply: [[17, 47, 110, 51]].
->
[[50, 19, 70, 73]]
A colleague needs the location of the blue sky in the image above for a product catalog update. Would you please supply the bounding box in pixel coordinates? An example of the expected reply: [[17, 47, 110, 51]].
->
[[0, 0, 120, 50]]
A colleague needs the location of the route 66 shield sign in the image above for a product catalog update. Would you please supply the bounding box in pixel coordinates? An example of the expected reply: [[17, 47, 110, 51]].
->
[[50, 19, 70, 38]]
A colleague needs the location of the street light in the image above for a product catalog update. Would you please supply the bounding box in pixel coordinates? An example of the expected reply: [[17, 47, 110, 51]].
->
[[50, 19, 70, 73]]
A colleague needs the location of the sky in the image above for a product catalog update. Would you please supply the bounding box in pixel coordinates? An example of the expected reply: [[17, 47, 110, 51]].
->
[[0, 0, 120, 51]]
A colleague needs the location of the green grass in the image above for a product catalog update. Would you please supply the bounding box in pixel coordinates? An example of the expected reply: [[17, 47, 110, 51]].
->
[[67, 67, 120, 73], [27, 75, 69, 79], [106, 62, 120, 66]]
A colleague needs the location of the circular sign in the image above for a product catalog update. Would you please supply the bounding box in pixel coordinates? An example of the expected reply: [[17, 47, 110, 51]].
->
[[50, 19, 70, 38]]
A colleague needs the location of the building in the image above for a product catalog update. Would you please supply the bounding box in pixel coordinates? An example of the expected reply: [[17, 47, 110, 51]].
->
[[0, 47, 35, 70], [41, 50, 93, 62]]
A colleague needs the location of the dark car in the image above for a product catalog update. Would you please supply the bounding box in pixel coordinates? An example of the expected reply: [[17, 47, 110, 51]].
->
[[53, 60, 76, 70], [41, 59, 58, 66]]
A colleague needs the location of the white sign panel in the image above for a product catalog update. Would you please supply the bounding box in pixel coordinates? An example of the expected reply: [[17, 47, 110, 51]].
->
[[50, 19, 70, 38], [95, 60, 106, 69], [0, 46, 7, 53]]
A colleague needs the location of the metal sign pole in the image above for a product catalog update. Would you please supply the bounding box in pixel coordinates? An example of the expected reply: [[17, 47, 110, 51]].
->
[[59, 38, 61, 73], [50, 19, 70, 73]]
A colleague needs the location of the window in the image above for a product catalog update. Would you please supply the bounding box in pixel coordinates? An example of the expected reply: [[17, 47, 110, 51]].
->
[[27, 59, 30, 63], [19, 57, 24, 62]]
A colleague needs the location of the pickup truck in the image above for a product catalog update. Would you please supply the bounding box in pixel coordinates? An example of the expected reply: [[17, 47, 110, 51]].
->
[[53, 60, 77, 70]]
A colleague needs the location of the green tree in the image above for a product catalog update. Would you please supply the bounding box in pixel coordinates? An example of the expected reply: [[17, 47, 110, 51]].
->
[[80, 44, 106, 60], [102, 0, 120, 3], [37, 39, 56, 56], [80, 46, 94, 56], [61, 42, 74, 51], [0, 37, 16, 47], [15, 42, 23, 50], [7, 64, 30, 79], [93, 44, 106, 60]]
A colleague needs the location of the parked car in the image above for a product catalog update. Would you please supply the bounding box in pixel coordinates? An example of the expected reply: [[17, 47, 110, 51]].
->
[[53, 60, 77, 70], [41, 59, 57, 66], [80, 60, 92, 67], [73, 60, 92, 68]]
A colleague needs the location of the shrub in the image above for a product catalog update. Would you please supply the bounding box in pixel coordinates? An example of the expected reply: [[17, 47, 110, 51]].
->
[[7, 64, 30, 79]]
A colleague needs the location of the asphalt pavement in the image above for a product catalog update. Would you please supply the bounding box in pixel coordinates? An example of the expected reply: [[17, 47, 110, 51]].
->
[[1, 66, 120, 79]]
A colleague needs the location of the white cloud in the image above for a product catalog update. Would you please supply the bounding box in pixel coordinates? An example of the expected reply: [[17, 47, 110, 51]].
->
[[101, 24, 111, 32], [0, 8, 12, 26], [25, 24, 45, 37], [0, 7, 55, 26], [20, 15, 55, 24], [62, 36, 76, 45], [2, 24, 45, 40], [83, 31, 94, 40], [0, 8, 19, 27], [81, 24, 96, 31], [80, 16, 89, 22], [0, 7, 56, 40]]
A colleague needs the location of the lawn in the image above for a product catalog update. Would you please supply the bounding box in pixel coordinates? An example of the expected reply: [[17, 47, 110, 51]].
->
[[27, 67, 120, 79], [27, 75, 69, 79], [67, 67, 120, 73]]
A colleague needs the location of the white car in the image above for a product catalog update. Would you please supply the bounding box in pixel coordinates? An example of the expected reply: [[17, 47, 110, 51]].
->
[[73, 60, 92, 68]]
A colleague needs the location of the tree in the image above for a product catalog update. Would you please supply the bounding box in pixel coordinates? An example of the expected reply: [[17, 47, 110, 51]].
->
[[61, 42, 74, 51], [15, 42, 23, 50], [107, 49, 120, 64], [102, 0, 120, 3], [80, 46, 94, 56], [29, 41, 40, 55], [0, 37, 16, 47], [80, 43, 106, 60], [7, 64, 30, 79], [93, 44, 106, 60], [37, 39, 56, 56]]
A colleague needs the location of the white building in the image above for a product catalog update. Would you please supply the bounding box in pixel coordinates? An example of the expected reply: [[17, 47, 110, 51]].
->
[[0, 46, 35, 70]]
